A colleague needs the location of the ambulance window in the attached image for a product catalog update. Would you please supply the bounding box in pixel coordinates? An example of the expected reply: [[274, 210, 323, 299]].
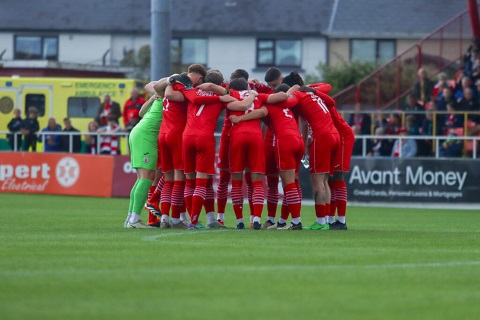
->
[[67, 97, 100, 118], [25, 94, 45, 116]]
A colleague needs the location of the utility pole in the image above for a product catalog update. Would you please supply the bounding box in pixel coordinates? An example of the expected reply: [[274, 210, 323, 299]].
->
[[151, 0, 171, 80]]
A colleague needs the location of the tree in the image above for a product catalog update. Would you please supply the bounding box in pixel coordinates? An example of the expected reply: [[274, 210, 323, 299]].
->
[[305, 61, 376, 95]]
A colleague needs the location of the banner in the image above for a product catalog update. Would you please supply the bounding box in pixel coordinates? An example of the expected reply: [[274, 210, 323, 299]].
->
[[111, 155, 137, 197], [346, 158, 480, 203], [0, 152, 113, 197]]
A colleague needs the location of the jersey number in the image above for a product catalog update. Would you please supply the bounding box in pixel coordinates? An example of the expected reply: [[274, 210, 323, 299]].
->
[[196, 104, 205, 116], [283, 108, 293, 118], [163, 100, 170, 111], [311, 94, 329, 114]]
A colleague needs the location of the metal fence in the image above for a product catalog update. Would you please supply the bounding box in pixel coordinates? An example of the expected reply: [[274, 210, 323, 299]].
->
[[333, 9, 472, 110], [354, 134, 479, 159], [1, 131, 130, 154], [2, 129, 479, 159]]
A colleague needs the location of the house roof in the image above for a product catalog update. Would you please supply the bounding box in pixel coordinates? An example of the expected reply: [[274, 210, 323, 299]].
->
[[0, 0, 471, 38], [0, 0, 333, 36], [328, 0, 470, 38]]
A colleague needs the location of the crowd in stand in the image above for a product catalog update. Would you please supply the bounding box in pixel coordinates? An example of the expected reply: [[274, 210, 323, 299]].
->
[[6, 88, 147, 155], [350, 37, 480, 158]]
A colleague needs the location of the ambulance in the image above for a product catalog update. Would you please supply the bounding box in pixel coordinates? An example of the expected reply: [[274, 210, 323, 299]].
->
[[0, 76, 145, 152]]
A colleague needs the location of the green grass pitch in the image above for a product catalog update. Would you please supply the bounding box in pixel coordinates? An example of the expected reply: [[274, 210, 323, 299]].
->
[[0, 193, 479, 320]]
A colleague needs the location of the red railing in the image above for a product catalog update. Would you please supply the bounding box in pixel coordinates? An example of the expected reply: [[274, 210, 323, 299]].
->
[[334, 9, 473, 110]]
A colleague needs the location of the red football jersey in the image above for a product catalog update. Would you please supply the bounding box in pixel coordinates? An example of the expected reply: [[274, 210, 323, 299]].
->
[[276, 91, 337, 136], [160, 85, 188, 134], [227, 90, 268, 135], [179, 86, 224, 137], [313, 89, 352, 137], [263, 104, 301, 139]]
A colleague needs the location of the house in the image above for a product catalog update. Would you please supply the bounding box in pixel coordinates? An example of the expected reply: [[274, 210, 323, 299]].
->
[[327, 0, 469, 66], [0, 0, 471, 80]]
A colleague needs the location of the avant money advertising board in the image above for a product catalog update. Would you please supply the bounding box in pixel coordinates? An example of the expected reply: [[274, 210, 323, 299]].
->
[[0, 152, 114, 197], [346, 158, 479, 203]]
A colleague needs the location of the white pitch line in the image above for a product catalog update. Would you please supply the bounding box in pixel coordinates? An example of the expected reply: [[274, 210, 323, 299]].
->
[[1, 261, 479, 277], [142, 230, 229, 242]]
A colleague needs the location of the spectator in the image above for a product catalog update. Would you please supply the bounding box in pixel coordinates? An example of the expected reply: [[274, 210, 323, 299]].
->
[[391, 127, 417, 158], [402, 94, 424, 133], [7, 108, 23, 151], [457, 87, 479, 122], [124, 116, 140, 133], [463, 37, 480, 66], [436, 87, 456, 111], [439, 132, 463, 158], [433, 72, 449, 98], [98, 116, 121, 155], [351, 125, 371, 156], [420, 104, 442, 156], [454, 76, 476, 101], [123, 88, 146, 126], [369, 127, 392, 157], [463, 49, 479, 77], [385, 113, 402, 135], [21, 107, 40, 152], [444, 102, 464, 130], [85, 121, 99, 154], [471, 59, 480, 83], [348, 103, 371, 135], [61, 117, 82, 153], [405, 115, 419, 135], [96, 93, 121, 126], [412, 68, 434, 104], [38, 118, 62, 152], [374, 113, 389, 131]]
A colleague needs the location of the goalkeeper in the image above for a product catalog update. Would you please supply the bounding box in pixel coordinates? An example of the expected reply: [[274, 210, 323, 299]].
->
[[124, 78, 169, 228]]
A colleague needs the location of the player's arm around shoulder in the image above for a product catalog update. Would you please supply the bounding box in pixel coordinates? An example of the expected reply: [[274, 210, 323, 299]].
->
[[164, 84, 185, 102], [196, 82, 228, 96], [227, 90, 258, 111], [229, 106, 268, 124], [139, 94, 159, 117]]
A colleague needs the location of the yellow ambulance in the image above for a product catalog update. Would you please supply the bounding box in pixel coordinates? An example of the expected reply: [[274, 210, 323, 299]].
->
[[0, 77, 145, 152]]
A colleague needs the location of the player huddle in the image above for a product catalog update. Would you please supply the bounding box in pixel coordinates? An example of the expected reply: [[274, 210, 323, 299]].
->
[[124, 64, 354, 231]]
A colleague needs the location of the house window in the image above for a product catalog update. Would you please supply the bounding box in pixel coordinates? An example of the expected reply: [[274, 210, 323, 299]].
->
[[67, 97, 100, 118], [257, 39, 302, 67], [14, 36, 58, 60], [170, 38, 207, 71], [351, 39, 395, 64]]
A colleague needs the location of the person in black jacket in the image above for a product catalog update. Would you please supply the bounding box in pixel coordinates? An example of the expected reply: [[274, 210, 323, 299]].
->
[[7, 108, 23, 151], [21, 107, 40, 152], [61, 117, 82, 153]]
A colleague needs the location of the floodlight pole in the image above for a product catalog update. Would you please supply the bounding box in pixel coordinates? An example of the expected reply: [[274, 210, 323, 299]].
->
[[151, 0, 171, 80]]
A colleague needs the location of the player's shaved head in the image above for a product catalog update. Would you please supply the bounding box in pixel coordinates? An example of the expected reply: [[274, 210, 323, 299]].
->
[[230, 69, 249, 81], [264, 67, 282, 82], [205, 70, 224, 85], [229, 78, 248, 90]]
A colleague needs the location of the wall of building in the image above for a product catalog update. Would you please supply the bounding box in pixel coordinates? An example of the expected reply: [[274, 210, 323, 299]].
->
[[111, 34, 150, 66], [0, 33, 14, 60], [207, 36, 258, 79], [303, 37, 327, 77], [59, 33, 111, 65]]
